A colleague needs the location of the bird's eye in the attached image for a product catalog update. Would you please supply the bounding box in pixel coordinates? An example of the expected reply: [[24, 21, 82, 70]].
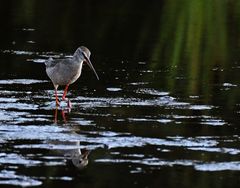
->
[[82, 52, 87, 59]]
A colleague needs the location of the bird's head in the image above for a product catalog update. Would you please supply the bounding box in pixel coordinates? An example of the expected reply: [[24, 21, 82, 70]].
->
[[71, 150, 90, 169], [74, 46, 99, 80]]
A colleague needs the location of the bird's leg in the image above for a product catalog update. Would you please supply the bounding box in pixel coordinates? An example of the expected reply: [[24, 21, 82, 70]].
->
[[63, 84, 72, 108], [55, 88, 60, 106], [54, 108, 58, 123], [61, 110, 67, 123], [62, 84, 69, 101]]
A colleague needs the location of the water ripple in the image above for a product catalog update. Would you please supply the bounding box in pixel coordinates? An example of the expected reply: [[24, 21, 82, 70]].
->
[[0, 79, 48, 85], [195, 161, 240, 171], [0, 170, 42, 187]]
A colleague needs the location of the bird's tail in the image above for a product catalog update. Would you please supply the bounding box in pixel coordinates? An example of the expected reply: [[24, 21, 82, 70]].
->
[[44, 57, 53, 66]]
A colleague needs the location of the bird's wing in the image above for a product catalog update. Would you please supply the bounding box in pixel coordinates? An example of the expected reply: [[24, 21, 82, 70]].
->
[[45, 58, 67, 68]]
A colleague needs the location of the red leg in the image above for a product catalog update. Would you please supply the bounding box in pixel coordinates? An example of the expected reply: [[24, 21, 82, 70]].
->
[[62, 84, 69, 101], [55, 88, 60, 106], [61, 110, 67, 123]]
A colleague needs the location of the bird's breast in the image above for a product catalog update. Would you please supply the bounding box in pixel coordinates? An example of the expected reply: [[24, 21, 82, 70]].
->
[[46, 61, 83, 86], [69, 64, 83, 84]]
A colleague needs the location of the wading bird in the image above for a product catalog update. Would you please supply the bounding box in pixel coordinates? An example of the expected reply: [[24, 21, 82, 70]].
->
[[45, 46, 99, 107]]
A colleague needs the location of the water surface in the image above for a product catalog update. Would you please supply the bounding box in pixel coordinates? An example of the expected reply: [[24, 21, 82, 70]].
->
[[0, 1, 240, 188]]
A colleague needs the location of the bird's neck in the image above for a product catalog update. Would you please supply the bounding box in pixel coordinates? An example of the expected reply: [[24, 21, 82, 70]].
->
[[73, 55, 84, 64]]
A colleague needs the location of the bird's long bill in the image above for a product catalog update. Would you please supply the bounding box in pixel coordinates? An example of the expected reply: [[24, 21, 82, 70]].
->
[[83, 53, 99, 80]]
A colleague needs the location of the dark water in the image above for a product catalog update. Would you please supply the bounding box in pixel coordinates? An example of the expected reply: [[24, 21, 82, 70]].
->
[[0, 1, 240, 188]]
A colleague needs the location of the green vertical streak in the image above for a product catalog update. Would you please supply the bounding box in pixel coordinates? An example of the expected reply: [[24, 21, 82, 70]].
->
[[167, 4, 187, 92], [186, 0, 204, 95], [150, 0, 229, 98], [214, 0, 228, 69], [200, 0, 228, 103], [171, 9, 186, 67], [151, 0, 178, 64], [150, 0, 180, 91], [201, 0, 213, 103]]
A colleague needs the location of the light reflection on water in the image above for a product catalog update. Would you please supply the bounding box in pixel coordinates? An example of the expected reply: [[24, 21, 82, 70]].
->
[[1, 0, 240, 185], [0, 75, 239, 186], [0, 170, 42, 187]]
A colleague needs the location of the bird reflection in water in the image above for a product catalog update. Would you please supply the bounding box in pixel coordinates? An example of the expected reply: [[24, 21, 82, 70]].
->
[[52, 105, 90, 169], [51, 140, 91, 169], [54, 107, 71, 123], [65, 141, 90, 169]]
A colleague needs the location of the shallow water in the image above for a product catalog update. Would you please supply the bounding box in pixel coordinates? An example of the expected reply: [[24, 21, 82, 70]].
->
[[0, 51, 240, 187], [1, 1, 240, 187]]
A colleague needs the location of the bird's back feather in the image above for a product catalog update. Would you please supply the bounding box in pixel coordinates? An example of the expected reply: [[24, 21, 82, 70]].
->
[[45, 57, 70, 68]]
